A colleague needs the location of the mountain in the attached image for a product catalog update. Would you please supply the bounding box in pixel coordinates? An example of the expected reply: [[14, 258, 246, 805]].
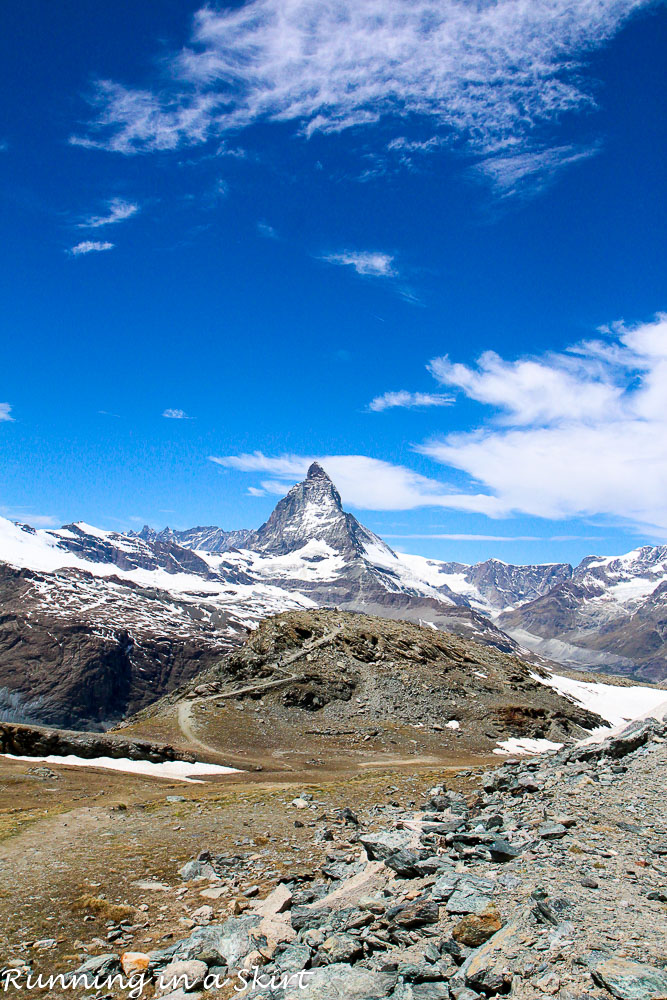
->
[[498, 547, 667, 682], [0, 463, 665, 729], [135, 524, 252, 553]]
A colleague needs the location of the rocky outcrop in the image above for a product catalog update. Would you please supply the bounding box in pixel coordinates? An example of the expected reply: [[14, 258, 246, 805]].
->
[[0, 721, 195, 762]]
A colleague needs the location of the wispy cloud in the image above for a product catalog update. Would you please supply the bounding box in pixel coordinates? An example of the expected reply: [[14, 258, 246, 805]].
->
[[69, 240, 114, 256], [71, 0, 652, 189], [162, 408, 191, 419], [369, 390, 452, 412], [385, 533, 599, 542], [321, 251, 396, 278], [0, 403, 14, 422], [247, 486, 266, 496], [257, 221, 278, 240], [79, 197, 139, 228], [475, 144, 601, 197], [1, 507, 59, 527]]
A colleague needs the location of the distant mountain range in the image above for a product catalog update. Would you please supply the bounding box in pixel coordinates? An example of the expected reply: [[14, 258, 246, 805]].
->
[[0, 462, 665, 728]]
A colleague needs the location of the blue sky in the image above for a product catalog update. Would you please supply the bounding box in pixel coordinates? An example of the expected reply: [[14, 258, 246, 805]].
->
[[1, 0, 666, 566]]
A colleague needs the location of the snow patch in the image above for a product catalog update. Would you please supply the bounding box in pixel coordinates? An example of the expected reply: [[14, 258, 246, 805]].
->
[[493, 738, 563, 756], [532, 670, 667, 729], [1, 753, 240, 783]]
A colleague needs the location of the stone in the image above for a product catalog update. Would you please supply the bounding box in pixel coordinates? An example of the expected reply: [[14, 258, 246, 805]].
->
[[534, 972, 561, 994], [452, 907, 503, 947], [253, 883, 292, 917], [70, 954, 121, 981], [461, 913, 531, 995], [179, 861, 218, 882], [589, 955, 667, 999], [176, 916, 260, 968], [385, 849, 424, 878], [487, 837, 520, 861], [121, 952, 151, 975], [388, 898, 440, 927], [319, 933, 363, 964], [238, 963, 398, 999], [191, 904, 214, 924], [538, 822, 567, 840], [199, 887, 225, 900], [159, 959, 208, 993], [431, 872, 461, 901], [446, 886, 494, 916], [360, 830, 411, 861]]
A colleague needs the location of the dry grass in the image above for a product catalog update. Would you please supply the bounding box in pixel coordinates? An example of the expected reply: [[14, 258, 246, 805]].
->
[[74, 894, 137, 923]]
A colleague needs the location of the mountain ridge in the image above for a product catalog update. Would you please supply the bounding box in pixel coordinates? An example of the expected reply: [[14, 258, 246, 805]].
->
[[0, 463, 666, 729]]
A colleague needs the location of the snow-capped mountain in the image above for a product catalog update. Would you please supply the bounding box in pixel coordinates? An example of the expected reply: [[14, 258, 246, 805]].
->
[[136, 524, 252, 553], [498, 547, 667, 682], [1, 462, 666, 728]]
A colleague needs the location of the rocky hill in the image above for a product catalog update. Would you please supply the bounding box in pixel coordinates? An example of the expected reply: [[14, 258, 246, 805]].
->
[[174, 609, 605, 750]]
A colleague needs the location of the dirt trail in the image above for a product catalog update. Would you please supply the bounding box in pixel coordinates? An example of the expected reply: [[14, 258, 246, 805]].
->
[[176, 627, 344, 756]]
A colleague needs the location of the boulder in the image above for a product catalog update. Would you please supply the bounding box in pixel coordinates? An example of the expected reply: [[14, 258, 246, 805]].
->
[[589, 955, 667, 1000]]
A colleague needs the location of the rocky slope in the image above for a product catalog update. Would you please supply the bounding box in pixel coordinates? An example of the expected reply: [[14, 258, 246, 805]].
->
[[23, 713, 667, 1000]]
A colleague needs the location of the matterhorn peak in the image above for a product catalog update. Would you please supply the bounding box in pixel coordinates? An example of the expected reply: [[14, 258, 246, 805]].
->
[[306, 461, 330, 481]]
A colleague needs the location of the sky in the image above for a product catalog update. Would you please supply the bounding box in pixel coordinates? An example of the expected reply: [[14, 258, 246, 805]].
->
[[1, 0, 666, 566]]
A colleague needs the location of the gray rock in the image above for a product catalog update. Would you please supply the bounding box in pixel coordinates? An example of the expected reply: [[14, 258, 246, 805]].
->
[[431, 872, 461, 902], [388, 898, 440, 927], [538, 822, 567, 840], [460, 913, 530, 994], [68, 953, 121, 984], [392, 984, 450, 999], [175, 916, 260, 968], [589, 954, 667, 999], [444, 877, 495, 916], [240, 963, 398, 998], [179, 860, 217, 881], [319, 932, 363, 964], [273, 943, 311, 975], [385, 849, 424, 878], [360, 830, 411, 861], [159, 959, 208, 992]]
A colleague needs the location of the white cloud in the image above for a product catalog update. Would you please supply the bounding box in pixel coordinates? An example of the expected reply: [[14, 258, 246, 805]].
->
[[72, 0, 650, 187], [0, 403, 14, 422], [162, 408, 191, 419], [369, 390, 452, 412], [79, 198, 139, 228], [420, 313, 667, 534], [69, 241, 114, 256], [321, 251, 396, 278], [213, 313, 667, 533], [209, 452, 491, 512], [247, 486, 267, 496]]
